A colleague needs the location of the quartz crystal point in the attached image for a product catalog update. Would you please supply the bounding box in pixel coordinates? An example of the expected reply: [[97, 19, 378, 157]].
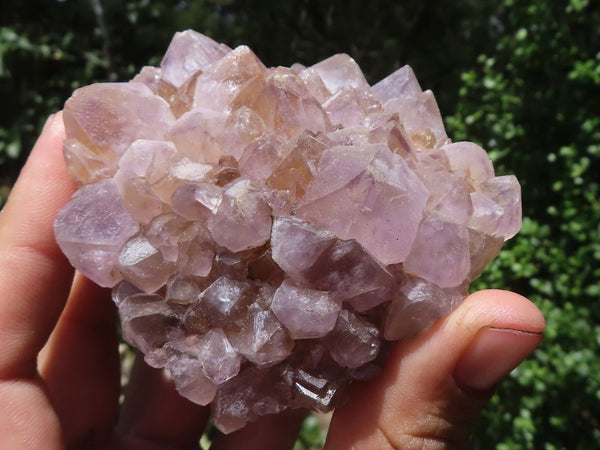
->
[[54, 29, 522, 433]]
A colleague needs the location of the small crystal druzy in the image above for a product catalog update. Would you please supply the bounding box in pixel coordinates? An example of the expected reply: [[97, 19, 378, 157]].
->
[[54, 30, 521, 433]]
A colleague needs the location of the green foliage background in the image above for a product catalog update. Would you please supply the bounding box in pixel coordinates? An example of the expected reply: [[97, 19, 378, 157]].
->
[[1, 0, 599, 448]]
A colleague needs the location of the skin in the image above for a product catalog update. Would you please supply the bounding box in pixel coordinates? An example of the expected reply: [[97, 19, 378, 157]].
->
[[0, 113, 545, 449]]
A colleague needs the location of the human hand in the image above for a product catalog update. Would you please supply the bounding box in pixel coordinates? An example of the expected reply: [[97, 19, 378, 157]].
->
[[0, 114, 545, 449]]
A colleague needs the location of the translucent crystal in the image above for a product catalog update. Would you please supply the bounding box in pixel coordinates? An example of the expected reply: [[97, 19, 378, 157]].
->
[[271, 280, 341, 339], [160, 30, 231, 88], [383, 276, 466, 340], [62, 83, 175, 182], [324, 310, 380, 368], [54, 30, 522, 433], [54, 180, 139, 287], [227, 303, 293, 366]]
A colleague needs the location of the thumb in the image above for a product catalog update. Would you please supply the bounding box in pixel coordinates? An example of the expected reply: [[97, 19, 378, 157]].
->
[[325, 289, 545, 449]]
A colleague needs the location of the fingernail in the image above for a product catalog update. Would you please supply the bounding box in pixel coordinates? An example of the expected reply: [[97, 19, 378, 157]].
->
[[454, 327, 543, 392]]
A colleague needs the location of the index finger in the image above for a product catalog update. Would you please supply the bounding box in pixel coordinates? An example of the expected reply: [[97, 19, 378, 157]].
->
[[0, 113, 77, 379]]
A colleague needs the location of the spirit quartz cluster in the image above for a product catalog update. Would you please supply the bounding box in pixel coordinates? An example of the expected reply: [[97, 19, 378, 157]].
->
[[54, 30, 521, 432]]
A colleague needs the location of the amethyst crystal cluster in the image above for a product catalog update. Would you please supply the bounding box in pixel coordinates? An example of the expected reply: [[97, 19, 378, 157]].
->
[[54, 30, 521, 432]]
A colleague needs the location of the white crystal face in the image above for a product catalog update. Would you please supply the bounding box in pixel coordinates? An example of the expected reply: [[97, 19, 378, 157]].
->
[[54, 29, 522, 433]]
